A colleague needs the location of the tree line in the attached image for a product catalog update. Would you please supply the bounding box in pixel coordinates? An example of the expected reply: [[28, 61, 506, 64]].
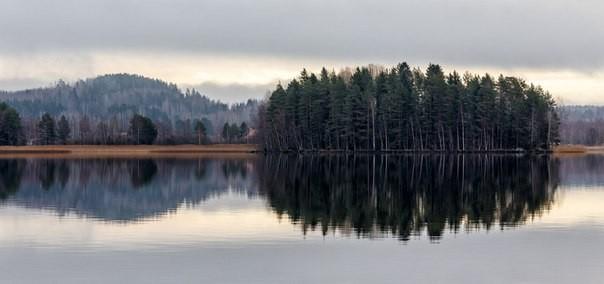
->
[[0, 102, 257, 145], [0, 103, 223, 145], [558, 105, 604, 145], [34, 113, 167, 145], [0, 74, 259, 142], [221, 122, 250, 143], [257, 63, 560, 152]]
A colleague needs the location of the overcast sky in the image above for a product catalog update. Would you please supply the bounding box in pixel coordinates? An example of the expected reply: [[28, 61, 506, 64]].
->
[[1, 0, 603, 103]]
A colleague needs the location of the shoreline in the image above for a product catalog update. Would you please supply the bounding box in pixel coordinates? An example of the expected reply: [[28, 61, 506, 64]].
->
[[0, 144, 598, 157], [0, 144, 259, 158], [553, 145, 604, 155]]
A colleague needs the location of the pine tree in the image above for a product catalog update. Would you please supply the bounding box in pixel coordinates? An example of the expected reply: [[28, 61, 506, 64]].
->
[[128, 114, 157, 145], [297, 70, 317, 148], [397, 63, 418, 149], [446, 72, 465, 150], [239, 122, 249, 141], [0, 102, 23, 145], [37, 113, 56, 145], [194, 120, 207, 145], [97, 121, 109, 144], [56, 115, 71, 145], [285, 80, 301, 149], [423, 64, 448, 150], [230, 123, 241, 141], [79, 115, 91, 144], [258, 62, 559, 152], [266, 84, 287, 149], [222, 122, 233, 143], [326, 74, 347, 149]]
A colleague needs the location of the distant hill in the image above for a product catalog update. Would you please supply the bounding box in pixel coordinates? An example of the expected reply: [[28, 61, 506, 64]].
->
[[0, 74, 258, 141], [559, 105, 604, 145], [559, 105, 604, 122]]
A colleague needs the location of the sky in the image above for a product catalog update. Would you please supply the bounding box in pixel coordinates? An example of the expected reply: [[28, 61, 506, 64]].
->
[[1, 0, 604, 104]]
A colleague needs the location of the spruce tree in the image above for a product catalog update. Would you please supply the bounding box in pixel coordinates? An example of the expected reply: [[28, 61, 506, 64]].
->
[[239, 122, 249, 140], [37, 113, 56, 145], [128, 114, 157, 145], [194, 120, 207, 145], [0, 102, 22, 146], [56, 115, 71, 145], [258, 62, 559, 152]]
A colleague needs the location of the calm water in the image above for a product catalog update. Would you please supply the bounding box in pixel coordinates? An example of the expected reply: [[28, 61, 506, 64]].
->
[[0, 155, 603, 283]]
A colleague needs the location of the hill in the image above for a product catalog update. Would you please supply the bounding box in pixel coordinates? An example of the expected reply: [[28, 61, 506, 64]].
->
[[559, 105, 604, 145], [0, 74, 258, 142]]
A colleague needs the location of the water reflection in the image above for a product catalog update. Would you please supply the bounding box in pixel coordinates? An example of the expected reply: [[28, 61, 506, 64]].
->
[[258, 155, 559, 241], [129, 160, 158, 188], [559, 154, 604, 187], [0, 158, 256, 221], [0, 155, 561, 241], [0, 159, 25, 199]]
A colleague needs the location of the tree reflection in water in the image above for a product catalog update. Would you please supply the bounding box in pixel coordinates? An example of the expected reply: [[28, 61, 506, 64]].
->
[[257, 155, 560, 241], [0, 155, 561, 241], [0, 159, 26, 199], [129, 159, 158, 188], [0, 158, 255, 221]]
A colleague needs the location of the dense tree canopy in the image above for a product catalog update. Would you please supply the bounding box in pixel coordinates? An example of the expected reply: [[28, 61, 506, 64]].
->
[[0, 103, 220, 146], [0, 74, 258, 144], [558, 106, 604, 145], [221, 122, 249, 143], [37, 113, 56, 145], [0, 102, 23, 145], [258, 63, 560, 151], [194, 119, 207, 145], [128, 114, 158, 145], [56, 115, 71, 145]]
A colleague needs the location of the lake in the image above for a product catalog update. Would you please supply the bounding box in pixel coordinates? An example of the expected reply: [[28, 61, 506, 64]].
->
[[0, 155, 603, 283]]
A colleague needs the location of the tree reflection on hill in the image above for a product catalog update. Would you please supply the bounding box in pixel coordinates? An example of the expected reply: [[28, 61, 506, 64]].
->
[[257, 155, 560, 241]]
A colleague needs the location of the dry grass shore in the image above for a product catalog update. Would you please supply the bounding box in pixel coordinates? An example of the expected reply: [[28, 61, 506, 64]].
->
[[2, 144, 602, 158], [0, 144, 259, 158], [553, 145, 604, 155]]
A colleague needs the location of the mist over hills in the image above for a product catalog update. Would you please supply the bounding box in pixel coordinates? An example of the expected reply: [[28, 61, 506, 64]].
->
[[0, 74, 258, 140]]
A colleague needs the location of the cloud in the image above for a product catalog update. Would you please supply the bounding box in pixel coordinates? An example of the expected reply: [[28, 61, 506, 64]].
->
[[183, 81, 277, 104], [1, 0, 603, 71], [0, 78, 50, 91], [1, 0, 604, 103]]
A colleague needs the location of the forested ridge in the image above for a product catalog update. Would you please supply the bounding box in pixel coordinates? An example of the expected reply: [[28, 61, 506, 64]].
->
[[559, 105, 604, 145], [258, 63, 560, 152], [0, 74, 258, 144]]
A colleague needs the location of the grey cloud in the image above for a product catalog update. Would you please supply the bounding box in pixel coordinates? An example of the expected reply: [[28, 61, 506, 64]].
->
[[182, 81, 278, 104], [0, 78, 52, 91], [1, 0, 603, 70]]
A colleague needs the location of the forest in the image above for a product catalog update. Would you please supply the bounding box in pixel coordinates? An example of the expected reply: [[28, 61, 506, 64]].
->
[[0, 74, 258, 144], [0, 105, 251, 146], [257, 63, 560, 152], [558, 105, 604, 145]]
